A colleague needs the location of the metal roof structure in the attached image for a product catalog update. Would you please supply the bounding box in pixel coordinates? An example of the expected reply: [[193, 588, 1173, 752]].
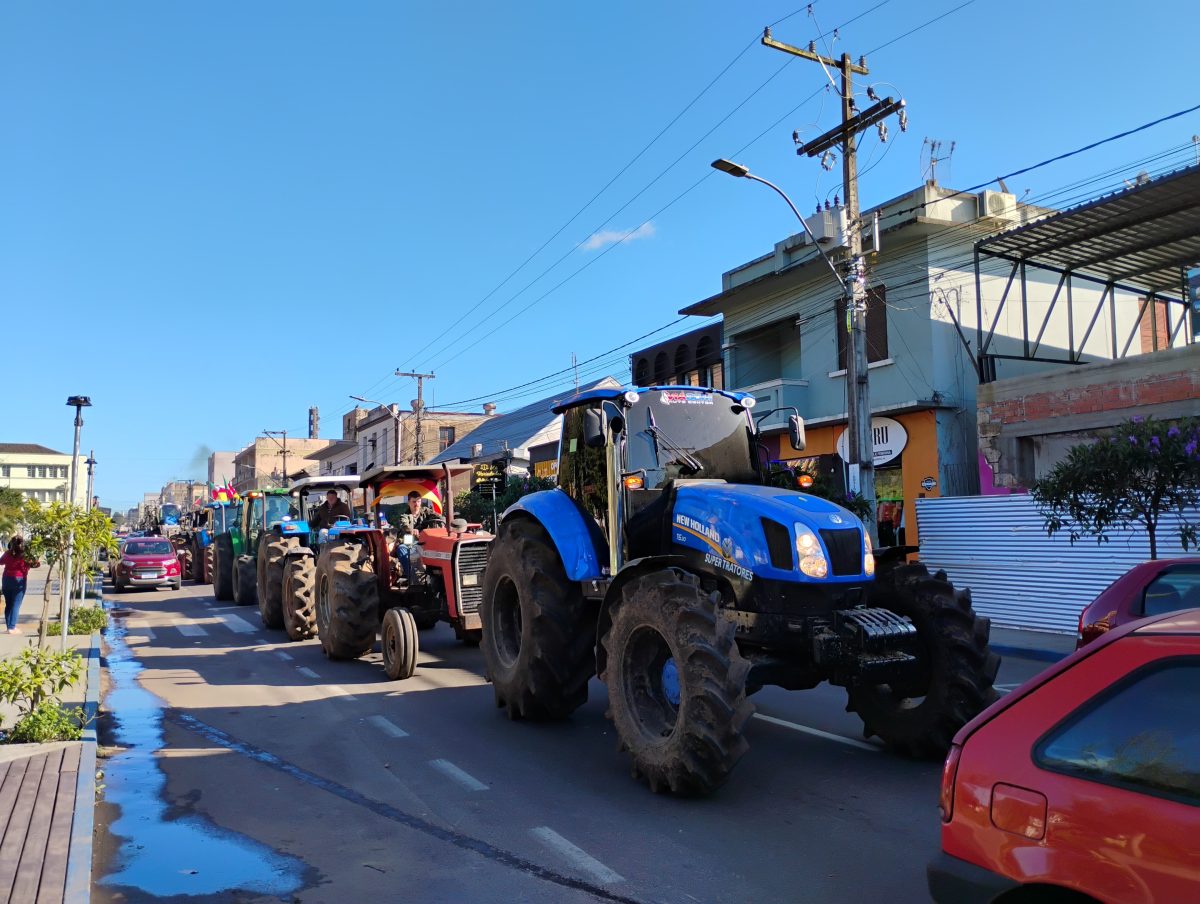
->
[[976, 164, 1200, 296], [968, 165, 1198, 382]]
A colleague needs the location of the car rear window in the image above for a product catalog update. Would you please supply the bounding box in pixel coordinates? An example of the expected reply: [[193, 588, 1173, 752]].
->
[[126, 541, 172, 555], [1142, 566, 1200, 616], [1035, 658, 1200, 806]]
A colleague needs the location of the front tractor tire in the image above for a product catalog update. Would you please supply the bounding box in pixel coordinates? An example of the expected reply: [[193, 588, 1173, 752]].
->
[[234, 555, 258, 606], [381, 607, 418, 680], [316, 540, 379, 660], [602, 569, 753, 796], [480, 518, 595, 721], [848, 562, 1001, 758], [214, 535, 234, 601], [257, 535, 297, 630], [282, 556, 318, 641]]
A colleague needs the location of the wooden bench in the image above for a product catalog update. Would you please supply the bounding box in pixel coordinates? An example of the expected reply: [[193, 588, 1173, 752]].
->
[[0, 745, 81, 903]]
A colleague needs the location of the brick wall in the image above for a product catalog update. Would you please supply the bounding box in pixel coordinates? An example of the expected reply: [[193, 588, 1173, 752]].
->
[[978, 345, 1200, 490]]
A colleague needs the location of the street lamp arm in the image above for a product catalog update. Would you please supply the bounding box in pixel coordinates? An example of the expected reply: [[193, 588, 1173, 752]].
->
[[741, 173, 844, 287]]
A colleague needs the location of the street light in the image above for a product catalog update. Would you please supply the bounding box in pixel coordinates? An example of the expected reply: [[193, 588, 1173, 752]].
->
[[711, 158, 878, 543], [61, 395, 91, 652], [350, 395, 402, 466]]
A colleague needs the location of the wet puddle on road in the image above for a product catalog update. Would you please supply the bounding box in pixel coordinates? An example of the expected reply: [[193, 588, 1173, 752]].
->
[[99, 609, 305, 898]]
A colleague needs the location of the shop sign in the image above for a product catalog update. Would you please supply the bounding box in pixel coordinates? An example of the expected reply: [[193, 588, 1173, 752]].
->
[[473, 460, 506, 492], [836, 416, 908, 467], [921, 476, 937, 491], [533, 460, 558, 480]]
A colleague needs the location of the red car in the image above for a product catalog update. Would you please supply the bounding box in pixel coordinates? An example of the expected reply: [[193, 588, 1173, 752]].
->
[[930, 608, 1200, 904], [1078, 558, 1200, 647], [112, 537, 182, 592]]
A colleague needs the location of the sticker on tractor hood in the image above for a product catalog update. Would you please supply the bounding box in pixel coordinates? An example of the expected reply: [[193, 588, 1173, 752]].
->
[[660, 391, 713, 405], [672, 514, 754, 582]]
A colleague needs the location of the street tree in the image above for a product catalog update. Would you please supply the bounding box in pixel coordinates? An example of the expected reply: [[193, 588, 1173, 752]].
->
[[0, 488, 24, 538], [23, 500, 119, 646], [1032, 416, 1200, 560], [453, 475, 557, 531]]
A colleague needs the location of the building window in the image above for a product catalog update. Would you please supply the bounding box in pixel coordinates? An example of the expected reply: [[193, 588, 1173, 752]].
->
[[27, 466, 35, 478], [0, 466, 7, 478], [439, 427, 456, 451], [836, 286, 890, 370], [60, 466, 68, 479], [1035, 660, 1200, 806]]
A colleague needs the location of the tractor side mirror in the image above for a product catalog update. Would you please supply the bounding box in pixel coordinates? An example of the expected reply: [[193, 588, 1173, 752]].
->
[[583, 408, 608, 448], [788, 415, 807, 451]]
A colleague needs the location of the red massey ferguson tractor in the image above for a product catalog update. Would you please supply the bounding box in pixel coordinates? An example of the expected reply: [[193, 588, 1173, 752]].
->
[[314, 464, 493, 679]]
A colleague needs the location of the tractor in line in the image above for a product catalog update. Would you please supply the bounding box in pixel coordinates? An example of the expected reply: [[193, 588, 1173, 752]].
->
[[476, 385, 1000, 796]]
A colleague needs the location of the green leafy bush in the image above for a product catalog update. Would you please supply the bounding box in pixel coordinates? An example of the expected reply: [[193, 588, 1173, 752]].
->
[[45, 606, 108, 636], [0, 646, 83, 712], [7, 701, 83, 743]]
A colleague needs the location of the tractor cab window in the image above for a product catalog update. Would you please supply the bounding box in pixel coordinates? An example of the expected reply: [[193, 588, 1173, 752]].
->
[[558, 405, 610, 533], [264, 495, 295, 525], [623, 391, 757, 491]]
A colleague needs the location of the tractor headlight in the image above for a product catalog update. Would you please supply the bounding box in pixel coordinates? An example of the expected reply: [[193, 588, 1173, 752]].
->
[[794, 524, 828, 579], [863, 530, 875, 576]]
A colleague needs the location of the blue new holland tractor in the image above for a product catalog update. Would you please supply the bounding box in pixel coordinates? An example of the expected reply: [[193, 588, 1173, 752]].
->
[[479, 386, 999, 795]]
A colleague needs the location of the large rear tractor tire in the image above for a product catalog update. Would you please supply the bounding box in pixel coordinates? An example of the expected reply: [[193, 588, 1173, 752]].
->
[[848, 562, 1001, 758], [202, 544, 215, 585], [282, 556, 318, 641], [315, 540, 378, 660], [234, 555, 258, 606], [602, 568, 753, 795], [190, 543, 204, 582], [479, 518, 595, 721], [214, 535, 235, 601], [257, 535, 297, 630], [381, 607, 418, 680]]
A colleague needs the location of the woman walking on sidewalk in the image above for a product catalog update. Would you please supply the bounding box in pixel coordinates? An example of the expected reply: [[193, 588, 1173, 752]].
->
[[0, 536, 38, 635]]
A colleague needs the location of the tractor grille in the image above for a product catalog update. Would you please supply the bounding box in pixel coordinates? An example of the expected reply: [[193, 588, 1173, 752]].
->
[[455, 541, 491, 616], [819, 528, 863, 576]]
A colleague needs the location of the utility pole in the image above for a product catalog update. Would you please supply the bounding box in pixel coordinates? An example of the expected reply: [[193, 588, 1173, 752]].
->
[[762, 27, 906, 545], [394, 371, 435, 464], [263, 430, 290, 487]]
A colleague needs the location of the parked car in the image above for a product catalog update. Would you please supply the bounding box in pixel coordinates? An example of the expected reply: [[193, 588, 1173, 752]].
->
[[112, 537, 183, 592], [929, 608, 1200, 904], [1077, 558, 1200, 648]]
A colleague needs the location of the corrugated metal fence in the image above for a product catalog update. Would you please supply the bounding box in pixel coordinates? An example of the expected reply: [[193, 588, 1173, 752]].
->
[[915, 495, 1200, 634]]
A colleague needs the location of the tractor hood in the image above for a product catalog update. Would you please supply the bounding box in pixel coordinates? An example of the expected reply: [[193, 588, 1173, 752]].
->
[[669, 482, 868, 584]]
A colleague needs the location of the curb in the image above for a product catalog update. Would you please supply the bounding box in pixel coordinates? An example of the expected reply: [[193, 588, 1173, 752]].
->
[[64, 631, 101, 903], [989, 643, 1069, 664]]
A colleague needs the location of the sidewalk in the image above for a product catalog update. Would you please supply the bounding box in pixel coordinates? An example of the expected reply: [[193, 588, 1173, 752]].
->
[[0, 564, 102, 903], [988, 625, 1077, 663]]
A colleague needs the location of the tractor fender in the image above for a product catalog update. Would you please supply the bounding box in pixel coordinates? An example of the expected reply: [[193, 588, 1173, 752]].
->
[[503, 490, 607, 582], [594, 555, 697, 680]]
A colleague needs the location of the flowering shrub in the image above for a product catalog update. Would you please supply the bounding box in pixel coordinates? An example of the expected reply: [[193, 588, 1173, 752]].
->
[[1032, 416, 1200, 559]]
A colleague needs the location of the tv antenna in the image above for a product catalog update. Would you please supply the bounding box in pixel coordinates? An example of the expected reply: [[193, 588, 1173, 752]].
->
[[921, 138, 955, 185]]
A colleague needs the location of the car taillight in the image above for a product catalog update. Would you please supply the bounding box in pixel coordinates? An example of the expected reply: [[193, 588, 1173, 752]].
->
[[939, 743, 962, 822]]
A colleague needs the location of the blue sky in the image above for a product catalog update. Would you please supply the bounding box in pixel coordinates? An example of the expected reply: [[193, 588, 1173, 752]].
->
[[3, 1, 1198, 513]]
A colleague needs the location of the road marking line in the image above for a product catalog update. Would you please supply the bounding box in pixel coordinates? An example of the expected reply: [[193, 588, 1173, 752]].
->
[[214, 612, 257, 634], [530, 827, 624, 885], [429, 759, 487, 792], [752, 713, 880, 752], [367, 715, 408, 738], [296, 666, 321, 679], [274, 651, 294, 661], [329, 686, 359, 702], [176, 623, 208, 637]]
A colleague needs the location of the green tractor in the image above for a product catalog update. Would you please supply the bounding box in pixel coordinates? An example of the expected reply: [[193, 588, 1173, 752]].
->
[[479, 386, 999, 795], [213, 489, 295, 605], [256, 477, 360, 640]]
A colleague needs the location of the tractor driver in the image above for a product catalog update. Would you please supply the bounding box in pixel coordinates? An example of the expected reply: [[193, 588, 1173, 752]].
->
[[395, 491, 441, 534], [311, 489, 353, 530]]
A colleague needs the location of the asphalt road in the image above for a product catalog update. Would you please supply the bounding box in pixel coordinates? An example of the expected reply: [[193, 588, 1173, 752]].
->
[[91, 578, 1050, 904]]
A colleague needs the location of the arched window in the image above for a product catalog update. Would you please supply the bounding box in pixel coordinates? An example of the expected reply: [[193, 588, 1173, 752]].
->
[[674, 344, 690, 380], [634, 358, 650, 386], [696, 335, 716, 367], [653, 352, 669, 384]]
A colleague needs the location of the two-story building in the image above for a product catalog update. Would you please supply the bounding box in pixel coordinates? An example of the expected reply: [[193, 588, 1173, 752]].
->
[[0, 443, 85, 505], [675, 180, 1189, 543]]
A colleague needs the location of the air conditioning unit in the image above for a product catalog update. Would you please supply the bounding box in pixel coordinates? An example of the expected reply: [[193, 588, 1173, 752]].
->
[[977, 190, 1017, 225]]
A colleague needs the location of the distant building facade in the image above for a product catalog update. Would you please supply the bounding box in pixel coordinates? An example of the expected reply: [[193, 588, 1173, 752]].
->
[[233, 437, 334, 493], [0, 443, 86, 505]]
